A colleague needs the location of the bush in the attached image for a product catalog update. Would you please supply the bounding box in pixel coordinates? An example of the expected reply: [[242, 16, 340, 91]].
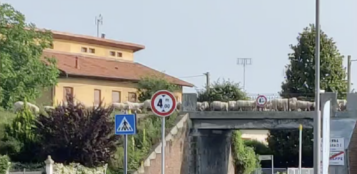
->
[[197, 78, 247, 102], [0, 155, 10, 174], [137, 75, 179, 102], [0, 103, 40, 162], [35, 96, 119, 167], [232, 131, 260, 174], [53, 163, 107, 174]]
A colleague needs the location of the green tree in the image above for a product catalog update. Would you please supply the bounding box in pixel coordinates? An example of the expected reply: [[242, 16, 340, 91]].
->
[[267, 129, 313, 168], [0, 3, 59, 109], [197, 78, 247, 102], [137, 75, 179, 102], [232, 131, 260, 174], [280, 24, 347, 99], [0, 103, 40, 162], [35, 96, 119, 167]]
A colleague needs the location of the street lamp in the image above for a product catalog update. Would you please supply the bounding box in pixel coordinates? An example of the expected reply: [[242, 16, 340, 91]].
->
[[237, 58, 252, 90]]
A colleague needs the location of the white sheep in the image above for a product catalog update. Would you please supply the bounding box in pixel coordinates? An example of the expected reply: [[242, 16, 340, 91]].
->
[[210, 101, 228, 111], [236, 100, 256, 111], [142, 99, 152, 111], [201, 101, 209, 111], [124, 101, 143, 113], [228, 101, 238, 111], [43, 106, 55, 112], [113, 103, 127, 112], [13, 101, 40, 113], [296, 100, 314, 111], [271, 98, 297, 111]]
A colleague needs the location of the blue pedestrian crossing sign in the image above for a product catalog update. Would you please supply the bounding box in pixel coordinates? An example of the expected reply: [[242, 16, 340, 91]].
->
[[115, 114, 136, 135]]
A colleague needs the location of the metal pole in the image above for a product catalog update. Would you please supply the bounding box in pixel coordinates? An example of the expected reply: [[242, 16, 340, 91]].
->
[[271, 155, 274, 174], [313, 0, 321, 172], [348, 56, 351, 93], [123, 111, 128, 174], [243, 64, 246, 90], [161, 117, 166, 174], [299, 124, 303, 174]]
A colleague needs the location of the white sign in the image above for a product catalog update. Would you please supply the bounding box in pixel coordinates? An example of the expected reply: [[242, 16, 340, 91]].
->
[[322, 101, 330, 174], [329, 151, 345, 166], [150, 90, 177, 117], [256, 95, 267, 107], [330, 138, 344, 151], [258, 155, 272, 160]]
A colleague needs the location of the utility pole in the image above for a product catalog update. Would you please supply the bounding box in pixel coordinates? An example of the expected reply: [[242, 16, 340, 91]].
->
[[313, 0, 321, 173], [237, 58, 252, 90], [95, 14, 103, 37], [204, 72, 210, 93], [347, 55, 357, 94]]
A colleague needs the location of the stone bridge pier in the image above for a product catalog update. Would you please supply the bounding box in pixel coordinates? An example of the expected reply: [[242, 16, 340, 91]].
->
[[188, 129, 234, 174]]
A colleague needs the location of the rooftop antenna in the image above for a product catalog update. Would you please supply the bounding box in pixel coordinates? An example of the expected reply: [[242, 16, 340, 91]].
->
[[95, 14, 103, 37], [237, 58, 252, 91]]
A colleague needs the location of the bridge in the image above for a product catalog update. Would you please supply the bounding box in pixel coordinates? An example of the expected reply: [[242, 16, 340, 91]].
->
[[179, 92, 357, 174]]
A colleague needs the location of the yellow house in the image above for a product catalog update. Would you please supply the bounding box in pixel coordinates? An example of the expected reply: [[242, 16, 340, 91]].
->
[[37, 31, 194, 107]]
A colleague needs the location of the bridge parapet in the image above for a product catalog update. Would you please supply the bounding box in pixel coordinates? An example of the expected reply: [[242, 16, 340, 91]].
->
[[181, 92, 357, 118]]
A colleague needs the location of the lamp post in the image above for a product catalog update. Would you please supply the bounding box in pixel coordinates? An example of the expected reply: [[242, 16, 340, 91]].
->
[[347, 55, 357, 93], [237, 58, 252, 90]]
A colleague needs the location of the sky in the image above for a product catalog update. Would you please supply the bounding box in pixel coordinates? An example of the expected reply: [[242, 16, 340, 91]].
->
[[2, 0, 357, 95]]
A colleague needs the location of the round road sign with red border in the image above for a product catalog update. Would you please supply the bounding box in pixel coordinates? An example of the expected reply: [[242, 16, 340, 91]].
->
[[256, 95, 267, 107], [150, 90, 177, 117]]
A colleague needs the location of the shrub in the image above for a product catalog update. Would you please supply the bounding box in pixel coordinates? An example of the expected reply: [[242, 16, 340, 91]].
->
[[232, 131, 260, 174], [0, 155, 10, 174], [0, 103, 40, 162], [197, 78, 247, 102], [53, 163, 107, 174], [137, 75, 179, 102], [35, 96, 120, 167]]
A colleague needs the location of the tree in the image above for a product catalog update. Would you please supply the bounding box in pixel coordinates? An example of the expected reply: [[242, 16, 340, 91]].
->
[[35, 96, 119, 167], [0, 103, 40, 162], [280, 24, 347, 99], [0, 4, 59, 109], [267, 129, 313, 168], [137, 75, 179, 102], [197, 78, 247, 102], [232, 131, 260, 174]]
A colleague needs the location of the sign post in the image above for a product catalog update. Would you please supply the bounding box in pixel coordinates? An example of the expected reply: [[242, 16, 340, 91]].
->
[[256, 95, 267, 110], [298, 124, 302, 174], [115, 113, 137, 174], [258, 155, 274, 174], [150, 90, 177, 174]]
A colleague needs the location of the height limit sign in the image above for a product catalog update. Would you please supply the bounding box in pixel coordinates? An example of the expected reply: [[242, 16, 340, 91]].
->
[[151, 90, 177, 117]]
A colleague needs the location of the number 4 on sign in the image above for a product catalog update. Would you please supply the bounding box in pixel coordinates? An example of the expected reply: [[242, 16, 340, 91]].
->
[[157, 99, 163, 108]]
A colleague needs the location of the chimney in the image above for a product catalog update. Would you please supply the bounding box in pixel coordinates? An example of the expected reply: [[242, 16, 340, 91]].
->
[[75, 57, 80, 69], [101, 33, 105, 38]]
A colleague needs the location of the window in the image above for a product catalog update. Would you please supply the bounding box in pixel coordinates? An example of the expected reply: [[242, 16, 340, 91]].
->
[[128, 92, 137, 102], [63, 87, 73, 101], [117, 52, 122, 57], [94, 89, 101, 105], [112, 91, 121, 103], [81, 47, 88, 53], [110, 51, 116, 56], [89, 48, 95, 53]]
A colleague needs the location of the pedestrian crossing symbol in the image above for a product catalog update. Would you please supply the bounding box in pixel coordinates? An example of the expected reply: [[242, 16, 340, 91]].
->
[[115, 114, 136, 135], [117, 117, 133, 132]]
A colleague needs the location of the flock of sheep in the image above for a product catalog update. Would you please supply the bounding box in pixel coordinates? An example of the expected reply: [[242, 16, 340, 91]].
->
[[197, 98, 348, 111], [12, 98, 348, 114]]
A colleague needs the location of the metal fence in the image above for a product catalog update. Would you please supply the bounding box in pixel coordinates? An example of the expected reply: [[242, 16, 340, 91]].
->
[[287, 168, 314, 174]]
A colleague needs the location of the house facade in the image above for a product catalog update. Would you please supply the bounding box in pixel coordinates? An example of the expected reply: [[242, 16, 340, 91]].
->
[[37, 31, 193, 107]]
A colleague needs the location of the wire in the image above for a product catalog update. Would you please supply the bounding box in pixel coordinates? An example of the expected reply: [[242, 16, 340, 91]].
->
[[178, 75, 205, 79]]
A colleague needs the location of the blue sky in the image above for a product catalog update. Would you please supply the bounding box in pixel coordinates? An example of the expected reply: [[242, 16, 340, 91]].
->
[[3, 0, 357, 95]]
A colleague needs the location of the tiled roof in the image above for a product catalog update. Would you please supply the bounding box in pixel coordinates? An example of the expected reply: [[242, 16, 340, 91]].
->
[[43, 50, 194, 87]]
